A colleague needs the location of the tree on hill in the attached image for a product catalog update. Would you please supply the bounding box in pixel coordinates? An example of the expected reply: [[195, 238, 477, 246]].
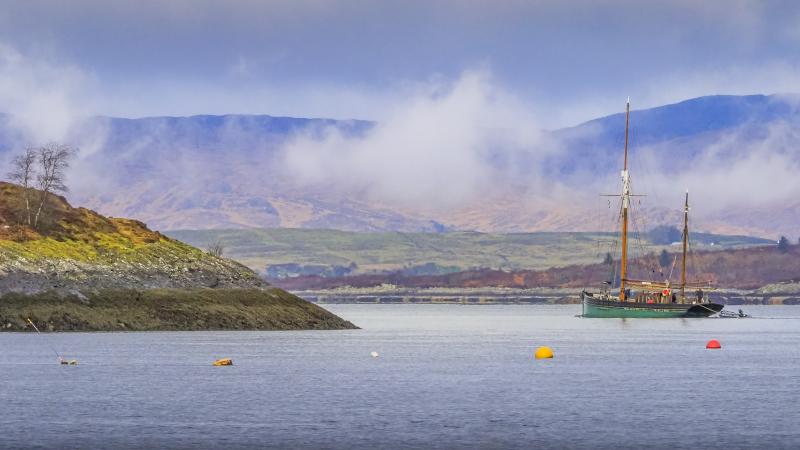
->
[[778, 236, 790, 253], [6, 143, 75, 230], [7, 147, 37, 226], [206, 239, 225, 257], [33, 143, 75, 229]]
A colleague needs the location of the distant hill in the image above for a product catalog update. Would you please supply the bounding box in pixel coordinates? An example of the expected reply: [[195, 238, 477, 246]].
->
[[1, 94, 799, 237]]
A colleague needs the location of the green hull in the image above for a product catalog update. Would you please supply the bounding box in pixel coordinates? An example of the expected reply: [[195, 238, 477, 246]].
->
[[583, 301, 690, 318], [582, 292, 723, 318]]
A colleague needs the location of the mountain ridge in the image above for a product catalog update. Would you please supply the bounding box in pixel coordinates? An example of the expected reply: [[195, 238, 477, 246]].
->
[[1, 94, 798, 237]]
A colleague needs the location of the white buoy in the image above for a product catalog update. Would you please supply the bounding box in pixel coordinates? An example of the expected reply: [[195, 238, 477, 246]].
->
[[370, 351, 379, 358]]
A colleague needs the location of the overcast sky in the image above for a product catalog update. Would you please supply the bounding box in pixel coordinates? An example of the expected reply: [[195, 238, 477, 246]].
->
[[1, 0, 800, 127]]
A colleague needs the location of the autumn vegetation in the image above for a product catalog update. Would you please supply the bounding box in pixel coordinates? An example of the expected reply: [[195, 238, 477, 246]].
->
[[273, 244, 800, 291]]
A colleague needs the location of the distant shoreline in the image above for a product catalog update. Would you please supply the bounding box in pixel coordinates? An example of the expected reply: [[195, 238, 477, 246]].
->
[[293, 287, 800, 306]]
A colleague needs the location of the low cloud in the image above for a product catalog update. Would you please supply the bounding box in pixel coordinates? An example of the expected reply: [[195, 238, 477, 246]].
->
[[643, 120, 800, 212], [280, 70, 557, 209], [0, 43, 97, 145], [0, 42, 111, 199]]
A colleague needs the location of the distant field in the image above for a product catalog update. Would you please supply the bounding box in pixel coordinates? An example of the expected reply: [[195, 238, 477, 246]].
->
[[166, 228, 772, 275]]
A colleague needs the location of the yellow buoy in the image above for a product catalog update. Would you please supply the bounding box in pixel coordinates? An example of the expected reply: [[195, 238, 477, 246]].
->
[[212, 358, 233, 366], [534, 346, 554, 359]]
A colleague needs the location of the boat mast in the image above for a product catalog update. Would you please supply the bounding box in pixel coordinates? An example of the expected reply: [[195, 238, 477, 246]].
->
[[619, 99, 631, 301], [680, 190, 689, 302]]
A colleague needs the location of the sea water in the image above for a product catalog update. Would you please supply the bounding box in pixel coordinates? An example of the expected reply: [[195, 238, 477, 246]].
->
[[1, 304, 798, 449]]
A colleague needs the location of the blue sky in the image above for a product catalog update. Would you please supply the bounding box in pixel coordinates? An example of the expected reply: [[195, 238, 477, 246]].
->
[[1, 0, 800, 127]]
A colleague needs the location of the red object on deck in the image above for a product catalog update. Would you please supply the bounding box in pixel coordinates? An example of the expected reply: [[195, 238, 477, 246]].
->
[[706, 339, 721, 349]]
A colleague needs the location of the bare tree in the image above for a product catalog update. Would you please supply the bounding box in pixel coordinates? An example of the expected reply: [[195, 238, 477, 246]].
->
[[207, 239, 225, 257], [32, 143, 75, 229], [7, 147, 37, 225]]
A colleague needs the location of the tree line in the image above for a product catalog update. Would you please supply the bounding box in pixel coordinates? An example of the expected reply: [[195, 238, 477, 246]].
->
[[6, 143, 75, 230], [777, 236, 798, 254]]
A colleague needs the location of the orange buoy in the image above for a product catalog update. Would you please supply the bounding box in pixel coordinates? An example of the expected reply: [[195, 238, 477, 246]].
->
[[534, 346, 554, 359], [706, 339, 721, 349], [213, 358, 233, 366]]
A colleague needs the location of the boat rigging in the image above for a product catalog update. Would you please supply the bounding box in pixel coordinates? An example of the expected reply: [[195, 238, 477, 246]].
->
[[581, 99, 724, 318]]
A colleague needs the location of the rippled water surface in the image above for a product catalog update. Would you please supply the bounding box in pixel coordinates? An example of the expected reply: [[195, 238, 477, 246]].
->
[[1, 304, 799, 449]]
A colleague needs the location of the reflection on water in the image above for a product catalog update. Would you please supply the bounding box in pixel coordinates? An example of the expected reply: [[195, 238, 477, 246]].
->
[[0, 305, 798, 449]]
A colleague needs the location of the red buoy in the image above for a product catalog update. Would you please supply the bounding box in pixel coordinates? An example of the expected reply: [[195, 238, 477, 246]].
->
[[706, 339, 721, 349]]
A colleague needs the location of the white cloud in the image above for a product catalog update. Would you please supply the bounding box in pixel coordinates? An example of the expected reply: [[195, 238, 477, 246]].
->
[[0, 42, 97, 144], [659, 122, 800, 211], [280, 70, 554, 208]]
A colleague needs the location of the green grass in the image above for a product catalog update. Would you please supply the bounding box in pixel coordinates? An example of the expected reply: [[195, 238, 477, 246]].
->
[[166, 228, 772, 274]]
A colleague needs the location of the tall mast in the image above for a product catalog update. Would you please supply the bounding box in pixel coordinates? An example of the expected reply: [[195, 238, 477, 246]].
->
[[619, 98, 631, 301], [680, 190, 689, 301]]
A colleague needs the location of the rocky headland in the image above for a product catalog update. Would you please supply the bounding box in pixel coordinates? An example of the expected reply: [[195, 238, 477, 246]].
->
[[0, 181, 356, 331]]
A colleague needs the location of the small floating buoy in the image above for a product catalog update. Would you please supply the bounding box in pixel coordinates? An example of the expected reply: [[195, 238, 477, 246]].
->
[[370, 351, 379, 358], [213, 358, 233, 366], [534, 346, 554, 359], [706, 339, 721, 349]]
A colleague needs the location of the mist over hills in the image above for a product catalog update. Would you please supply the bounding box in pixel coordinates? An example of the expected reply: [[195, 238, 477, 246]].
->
[[557, 94, 800, 168], [1, 94, 799, 238]]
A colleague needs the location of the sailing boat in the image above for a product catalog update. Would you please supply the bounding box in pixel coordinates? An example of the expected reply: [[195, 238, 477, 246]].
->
[[581, 100, 723, 318]]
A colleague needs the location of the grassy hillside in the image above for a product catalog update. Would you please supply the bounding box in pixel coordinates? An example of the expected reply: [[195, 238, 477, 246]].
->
[[0, 181, 356, 331], [166, 228, 771, 275], [0, 182, 263, 290]]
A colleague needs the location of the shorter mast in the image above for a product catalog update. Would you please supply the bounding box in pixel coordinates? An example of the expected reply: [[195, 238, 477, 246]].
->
[[680, 190, 689, 302]]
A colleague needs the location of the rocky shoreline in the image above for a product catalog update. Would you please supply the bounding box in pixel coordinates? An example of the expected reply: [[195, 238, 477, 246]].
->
[[1, 288, 357, 332]]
